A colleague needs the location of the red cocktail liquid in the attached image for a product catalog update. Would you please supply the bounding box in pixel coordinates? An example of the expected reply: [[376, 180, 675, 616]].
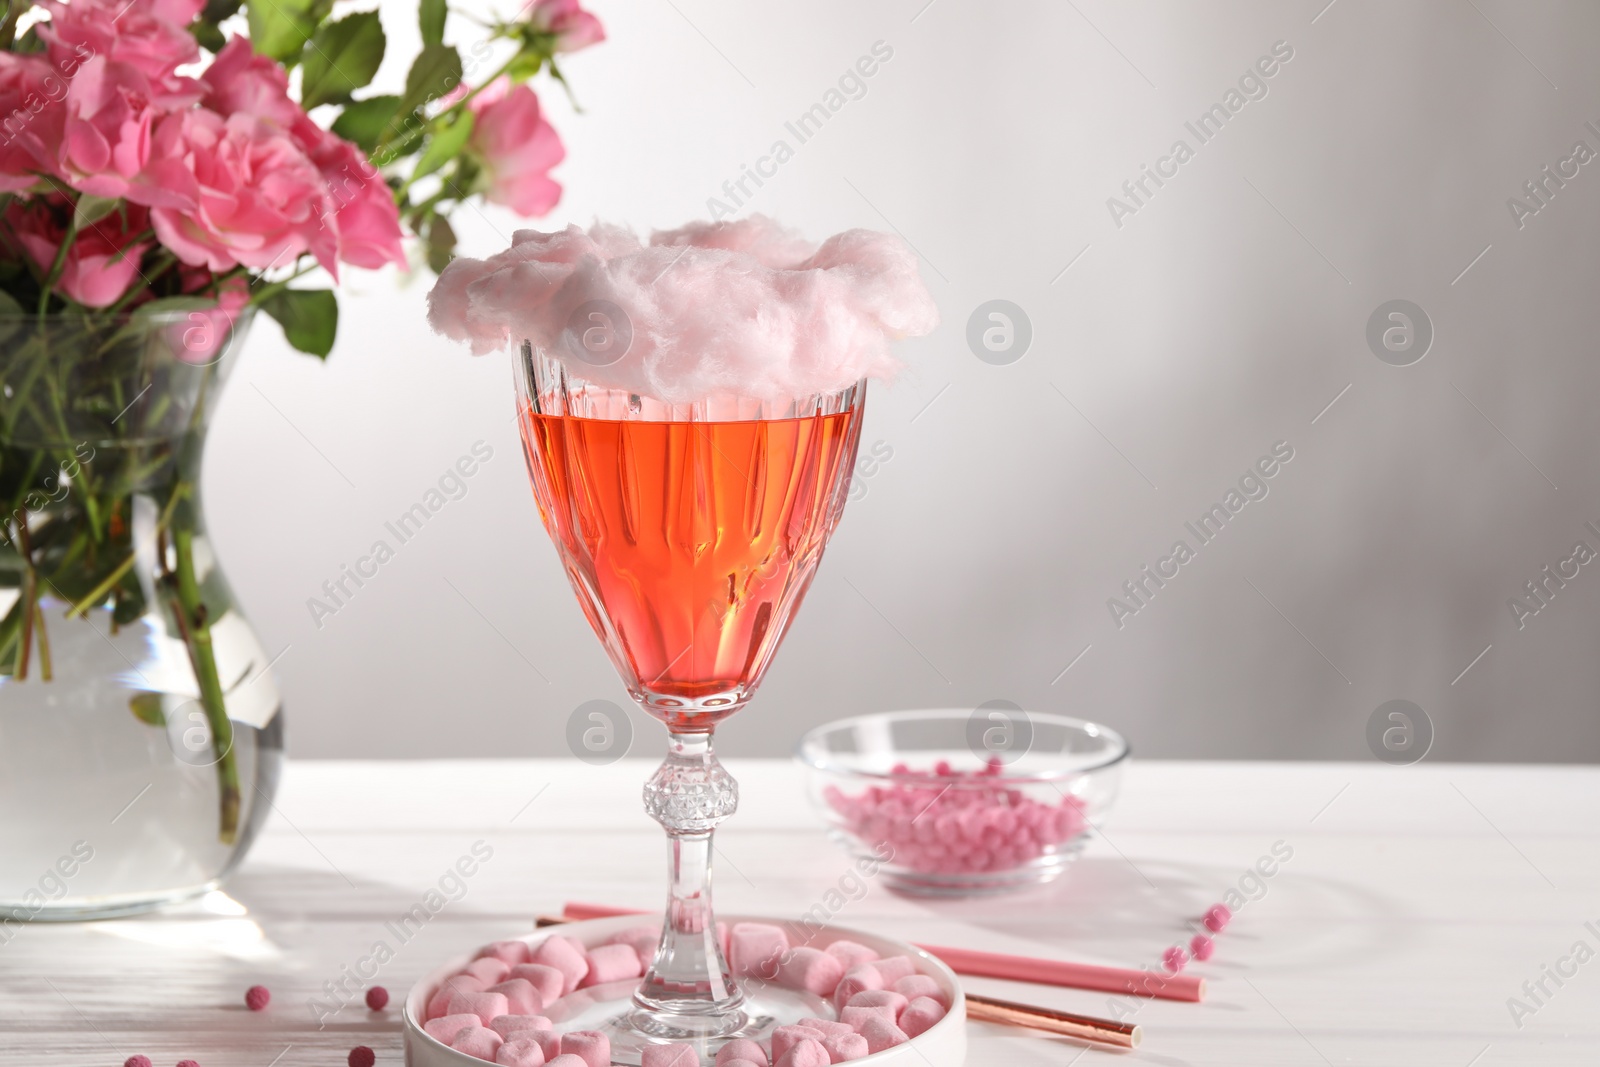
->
[[520, 406, 861, 727]]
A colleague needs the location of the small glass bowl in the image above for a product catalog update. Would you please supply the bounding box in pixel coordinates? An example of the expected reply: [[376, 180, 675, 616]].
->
[[796, 709, 1129, 896]]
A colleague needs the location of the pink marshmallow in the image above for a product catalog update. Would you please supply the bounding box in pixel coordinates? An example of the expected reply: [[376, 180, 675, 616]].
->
[[715, 1039, 769, 1066], [466, 957, 513, 985], [451, 1025, 505, 1061], [559, 1030, 610, 1067], [495, 1036, 547, 1067], [479, 940, 532, 965], [857, 1015, 910, 1054], [776, 948, 845, 997], [545, 1058, 590, 1067], [580, 943, 642, 988], [509, 964, 567, 1005], [488, 979, 544, 1017], [427, 974, 486, 1019], [771, 1025, 825, 1061], [729, 922, 789, 980], [796, 1018, 854, 1039], [773, 1038, 830, 1067], [1191, 934, 1215, 961], [848, 989, 908, 1017], [448, 990, 511, 1026], [521, 1030, 563, 1062], [892, 975, 945, 1006], [821, 1032, 868, 1063], [423, 1013, 480, 1045], [871, 956, 917, 985], [899, 996, 946, 1038], [823, 940, 878, 970], [489, 1014, 555, 1040], [530, 936, 591, 993], [607, 924, 662, 963], [722, 1061, 764, 1067], [831, 964, 883, 1009], [841, 1004, 896, 1030], [641, 1044, 698, 1067]]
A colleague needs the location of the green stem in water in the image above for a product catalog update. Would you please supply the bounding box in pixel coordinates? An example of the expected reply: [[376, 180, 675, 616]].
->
[[32, 596, 50, 682], [169, 520, 239, 844]]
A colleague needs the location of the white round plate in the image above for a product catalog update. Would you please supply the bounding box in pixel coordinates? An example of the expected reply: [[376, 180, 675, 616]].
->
[[405, 914, 966, 1067]]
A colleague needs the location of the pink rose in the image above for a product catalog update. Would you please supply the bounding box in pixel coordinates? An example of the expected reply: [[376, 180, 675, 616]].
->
[[525, 0, 605, 53], [56, 57, 194, 208], [467, 80, 564, 217], [39, 0, 203, 107], [4, 194, 152, 308], [202, 37, 404, 270], [148, 108, 337, 275], [0, 54, 66, 191]]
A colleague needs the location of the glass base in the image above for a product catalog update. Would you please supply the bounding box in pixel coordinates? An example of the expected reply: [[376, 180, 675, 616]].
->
[[546, 979, 829, 1065]]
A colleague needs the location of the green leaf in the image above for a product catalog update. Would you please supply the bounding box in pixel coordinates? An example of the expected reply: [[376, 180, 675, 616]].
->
[[505, 48, 543, 84], [262, 289, 338, 358], [202, 0, 243, 22], [411, 109, 471, 182], [300, 11, 386, 109], [426, 214, 456, 274], [419, 0, 446, 47], [130, 692, 166, 727], [400, 43, 462, 118], [73, 195, 119, 231], [191, 20, 227, 51], [246, 0, 332, 65], [330, 94, 402, 152]]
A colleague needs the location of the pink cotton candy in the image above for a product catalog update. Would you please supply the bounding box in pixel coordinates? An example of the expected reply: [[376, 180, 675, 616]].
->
[[771, 1025, 826, 1061], [773, 1038, 830, 1067], [776, 947, 845, 997], [821, 1031, 868, 1063], [729, 922, 789, 979], [488, 978, 543, 1016], [509, 963, 567, 1005], [490, 1015, 554, 1040], [899, 996, 946, 1038], [715, 1038, 769, 1066], [451, 1025, 505, 1060], [580, 942, 642, 987], [530, 937, 590, 993], [857, 1015, 910, 1054], [824, 941, 878, 971], [479, 941, 532, 965], [559, 1030, 610, 1067], [495, 1036, 547, 1067], [427, 217, 939, 404], [424, 1013, 481, 1045], [892, 975, 945, 1006], [428, 974, 487, 1019]]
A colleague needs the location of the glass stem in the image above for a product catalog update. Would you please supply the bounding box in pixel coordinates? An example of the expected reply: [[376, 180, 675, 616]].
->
[[633, 729, 744, 1034]]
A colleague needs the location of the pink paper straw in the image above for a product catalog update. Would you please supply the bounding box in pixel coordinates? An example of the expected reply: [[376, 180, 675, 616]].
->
[[560, 901, 1205, 1003]]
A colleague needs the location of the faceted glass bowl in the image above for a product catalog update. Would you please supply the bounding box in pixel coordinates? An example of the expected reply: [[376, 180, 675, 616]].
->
[[796, 709, 1129, 896]]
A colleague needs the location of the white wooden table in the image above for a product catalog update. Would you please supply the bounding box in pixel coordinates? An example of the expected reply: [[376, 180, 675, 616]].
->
[[5, 759, 1595, 1066]]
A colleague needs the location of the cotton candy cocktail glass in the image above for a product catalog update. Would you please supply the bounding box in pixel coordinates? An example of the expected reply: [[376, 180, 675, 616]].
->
[[431, 217, 937, 1049]]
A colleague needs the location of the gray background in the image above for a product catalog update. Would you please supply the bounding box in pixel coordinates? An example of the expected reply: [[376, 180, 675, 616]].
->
[[208, 0, 1600, 761]]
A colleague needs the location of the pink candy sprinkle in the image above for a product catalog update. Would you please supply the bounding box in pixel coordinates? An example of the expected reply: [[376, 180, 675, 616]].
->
[[123, 1058, 152, 1067], [1204, 904, 1233, 932], [1162, 946, 1187, 972], [348, 1047, 376, 1067], [365, 985, 389, 1011], [1190, 934, 1214, 960], [244, 985, 270, 1011], [824, 763, 1087, 876]]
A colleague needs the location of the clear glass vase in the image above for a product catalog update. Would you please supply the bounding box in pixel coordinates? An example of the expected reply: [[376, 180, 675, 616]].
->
[[0, 310, 284, 921]]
